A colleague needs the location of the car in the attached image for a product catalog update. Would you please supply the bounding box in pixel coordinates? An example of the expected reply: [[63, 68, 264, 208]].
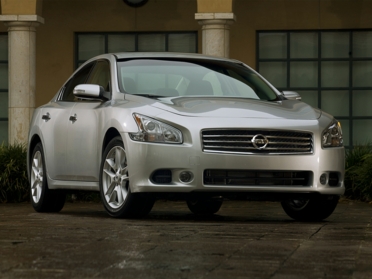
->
[[27, 52, 345, 221]]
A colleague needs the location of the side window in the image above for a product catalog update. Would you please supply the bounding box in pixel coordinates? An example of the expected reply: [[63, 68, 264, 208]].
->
[[86, 60, 111, 92], [61, 62, 95, 101]]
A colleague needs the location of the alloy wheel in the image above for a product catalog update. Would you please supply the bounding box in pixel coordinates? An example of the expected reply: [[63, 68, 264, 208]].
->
[[31, 151, 43, 203], [102, 146, 129, 209]]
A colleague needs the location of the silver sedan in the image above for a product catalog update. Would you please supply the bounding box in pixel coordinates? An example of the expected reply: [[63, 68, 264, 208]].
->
[[27, 53, 345, 220]]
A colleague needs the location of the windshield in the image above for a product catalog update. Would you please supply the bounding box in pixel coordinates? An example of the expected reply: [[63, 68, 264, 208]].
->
[[117, 58, 280, 101]]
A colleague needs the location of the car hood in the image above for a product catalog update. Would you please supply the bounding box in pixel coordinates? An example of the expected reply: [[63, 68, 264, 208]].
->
[[150, 97, 321, 120]]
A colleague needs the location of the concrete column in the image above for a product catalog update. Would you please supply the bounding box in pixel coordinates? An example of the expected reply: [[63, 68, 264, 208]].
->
[[0, 15, 44, 144], [195, 13, 236, 58]]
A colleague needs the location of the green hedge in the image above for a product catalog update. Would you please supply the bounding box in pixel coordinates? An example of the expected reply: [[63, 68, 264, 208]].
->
[[344, 144, 372, 202], [0, 143, 29, 203]]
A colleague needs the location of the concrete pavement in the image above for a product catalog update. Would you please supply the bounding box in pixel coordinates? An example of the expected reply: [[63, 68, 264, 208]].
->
[[0, 199, 371, 279]]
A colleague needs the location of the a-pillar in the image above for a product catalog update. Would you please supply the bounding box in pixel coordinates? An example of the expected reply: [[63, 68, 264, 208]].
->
[[195, 13, 236, 58], [0, 15, 44, 144]]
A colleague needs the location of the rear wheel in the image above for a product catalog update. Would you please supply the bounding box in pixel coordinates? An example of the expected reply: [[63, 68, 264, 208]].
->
[[30, 143, 66, 212], [187, 198, 223, 215], [281, 195, 339, 221], [99, 136, 154, 218]]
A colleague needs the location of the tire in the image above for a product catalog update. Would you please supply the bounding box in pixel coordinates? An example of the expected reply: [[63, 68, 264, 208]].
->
[[30, 143, 66, 212], [186, 198, 223, 215], [99, 136, 154, 218], [281, 195, 339, 221]]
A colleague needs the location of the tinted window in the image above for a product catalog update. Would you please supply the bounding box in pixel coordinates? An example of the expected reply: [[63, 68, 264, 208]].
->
[[61, 62, 95, 101]]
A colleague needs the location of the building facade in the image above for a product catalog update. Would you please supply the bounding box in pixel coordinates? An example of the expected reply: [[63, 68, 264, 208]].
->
[[1, 0, 372, 148]]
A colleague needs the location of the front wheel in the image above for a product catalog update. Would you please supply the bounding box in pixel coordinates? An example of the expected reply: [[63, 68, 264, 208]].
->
[[30, 143, 65, 212], [99, 136, 154, 218], [186, 198, 223, 215], [281, 195, 339, 221]]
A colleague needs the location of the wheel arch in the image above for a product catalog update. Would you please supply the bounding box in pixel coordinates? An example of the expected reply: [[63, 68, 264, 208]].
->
[[29, 134, 42, 153], [102, 128, 121, 155], [27, 134, 42, 180]]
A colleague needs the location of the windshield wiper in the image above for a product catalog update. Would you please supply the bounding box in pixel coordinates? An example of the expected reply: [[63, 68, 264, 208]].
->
[[130, 94, 165, 99]]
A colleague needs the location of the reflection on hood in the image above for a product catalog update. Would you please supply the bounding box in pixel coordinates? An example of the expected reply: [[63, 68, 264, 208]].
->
[[151, 96, 321, 120]]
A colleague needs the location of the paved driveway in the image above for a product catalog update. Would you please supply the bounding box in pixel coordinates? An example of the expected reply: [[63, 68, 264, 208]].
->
[[0, 200, 371, 279]]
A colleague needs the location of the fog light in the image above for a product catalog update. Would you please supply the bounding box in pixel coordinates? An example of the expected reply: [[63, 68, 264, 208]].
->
[[320, 173, 327, 185], [179, 171, 193, 183]]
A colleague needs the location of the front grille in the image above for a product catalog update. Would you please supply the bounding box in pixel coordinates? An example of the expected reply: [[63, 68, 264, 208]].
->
[[204, 170, 311, 186], [202, 129, 313, 155]]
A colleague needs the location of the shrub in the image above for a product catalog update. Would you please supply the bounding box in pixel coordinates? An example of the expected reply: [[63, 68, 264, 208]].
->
[[344, 143, 372, 201], [0, 143, 29, 203]]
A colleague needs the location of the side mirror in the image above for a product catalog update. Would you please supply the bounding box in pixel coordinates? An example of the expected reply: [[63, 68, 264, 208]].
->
[[282, 91, 301, 101], [73, 84, 109, 100]]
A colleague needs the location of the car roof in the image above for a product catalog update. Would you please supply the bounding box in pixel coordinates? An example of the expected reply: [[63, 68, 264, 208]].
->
[[113, 52, 241, 64]]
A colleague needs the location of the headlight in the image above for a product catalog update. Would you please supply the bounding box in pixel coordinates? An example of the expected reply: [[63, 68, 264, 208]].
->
[[322, 119, 343, 148], [129, 113, 183, 144]]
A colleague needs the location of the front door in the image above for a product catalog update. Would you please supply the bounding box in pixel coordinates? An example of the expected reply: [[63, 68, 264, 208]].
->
[[67, 59, 112, 181], [67, 101, 102, 181]]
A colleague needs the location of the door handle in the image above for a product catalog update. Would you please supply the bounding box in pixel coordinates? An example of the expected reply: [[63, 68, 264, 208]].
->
[[42, 112, 51, 122], [69, 113, 77, 123]]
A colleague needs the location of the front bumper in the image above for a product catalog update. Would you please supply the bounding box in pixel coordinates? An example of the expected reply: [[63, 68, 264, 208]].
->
[[122, 133, 345, 196]]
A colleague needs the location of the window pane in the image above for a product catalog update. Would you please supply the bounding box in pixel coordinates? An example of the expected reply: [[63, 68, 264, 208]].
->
[[78, 35, 105, 61], [353, 90, 372, 117], [0, 92, 8, 118], [259, 62, 287, 88], [321, 61, 349, 88], [321, 91, 349, 116], [353, 119, 372, 144], [0, 35, 8, 61], [0, 121, 7, 144], [168, 33, 196, 53], [353, 61, 372, 87], [138, 34, 165, 52], [290, 32, 318, 59], [297, 91, 318, 108], [290, 62, 318, 88], [258, 33, 287, 59], [108, 35, 135, 52], [321, 32, 349, 58], [0, 64, 8, 90], [353, 31, 372, 58], [339, 119, 349, 146]]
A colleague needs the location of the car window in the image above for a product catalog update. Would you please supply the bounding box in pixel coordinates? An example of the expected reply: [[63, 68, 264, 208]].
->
[[120, 71, 188, 97], [61, 62, 95, 102], [86, 60, 111, 93], [202, 72, 223, 96], [225, 69, 258, 98], [117, 59, 280, 101]]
